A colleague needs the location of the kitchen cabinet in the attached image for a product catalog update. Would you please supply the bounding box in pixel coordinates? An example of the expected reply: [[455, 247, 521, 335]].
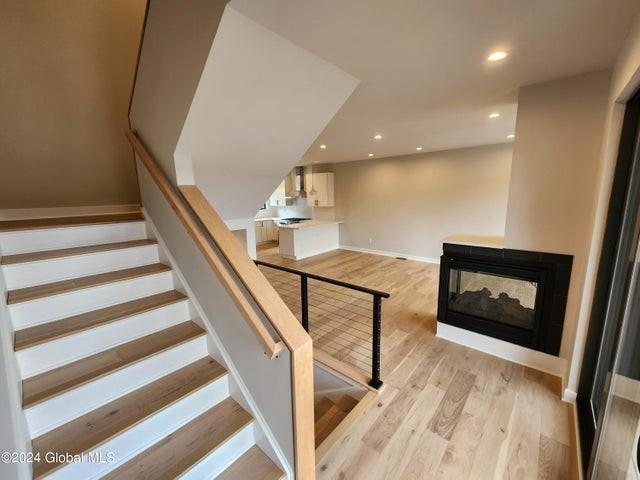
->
[[269, 181, 286, 207], [255, 220, 279, 244], [255, 221, 265, 244], [305, 172, 334, 207], [266, 220, 278, 241]]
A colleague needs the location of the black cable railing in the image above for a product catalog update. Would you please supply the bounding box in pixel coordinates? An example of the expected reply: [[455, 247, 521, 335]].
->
[[255, 259, 390, 388]]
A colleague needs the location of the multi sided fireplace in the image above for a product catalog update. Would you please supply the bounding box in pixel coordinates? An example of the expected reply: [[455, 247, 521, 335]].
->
[[437, 242, 572, 355]]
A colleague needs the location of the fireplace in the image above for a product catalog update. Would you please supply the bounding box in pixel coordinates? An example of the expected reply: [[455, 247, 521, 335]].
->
[[438, 242, 572, 355]]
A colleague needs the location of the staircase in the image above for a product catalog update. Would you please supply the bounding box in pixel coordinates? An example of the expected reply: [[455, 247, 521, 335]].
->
[[0, 212, 284, 479], [313, 395, 358, 448]]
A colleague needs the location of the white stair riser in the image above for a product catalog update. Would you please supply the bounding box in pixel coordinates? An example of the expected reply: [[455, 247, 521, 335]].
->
[[26, 336, 208, 437], [182, 423, 255, 480], [42, 376, 230, 480], [3, 245, 160, 289], [17, 300, 190, 378], [0, 222, 147, 256], [9, 271, 174, 329]]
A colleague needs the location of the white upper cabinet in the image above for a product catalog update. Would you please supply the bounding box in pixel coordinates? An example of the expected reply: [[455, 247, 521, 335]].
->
[[305, 172, 334, 207], [269, 181, 286, 207]]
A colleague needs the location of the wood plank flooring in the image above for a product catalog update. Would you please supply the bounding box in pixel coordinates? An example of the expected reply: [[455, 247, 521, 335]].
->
[[257, 243, 573, 479]]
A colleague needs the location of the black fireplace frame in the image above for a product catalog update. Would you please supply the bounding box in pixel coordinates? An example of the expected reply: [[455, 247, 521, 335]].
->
[[437, 243, 573, 356]]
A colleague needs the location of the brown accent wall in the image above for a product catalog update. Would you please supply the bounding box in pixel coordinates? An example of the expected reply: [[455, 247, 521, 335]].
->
[[0, 0, 147, 208]]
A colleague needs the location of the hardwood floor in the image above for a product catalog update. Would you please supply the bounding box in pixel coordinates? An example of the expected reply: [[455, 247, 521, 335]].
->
[[257, 243, 573, 479]]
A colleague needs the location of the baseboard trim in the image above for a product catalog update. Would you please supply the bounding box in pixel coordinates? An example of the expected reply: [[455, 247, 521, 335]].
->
[[568, 399, 584, 480], [633, 423, 640, 480], [563, 388, 578, 403], [339, 244, 440, 264], [436, 321, 567, 379], [0, 204, 141, 221]]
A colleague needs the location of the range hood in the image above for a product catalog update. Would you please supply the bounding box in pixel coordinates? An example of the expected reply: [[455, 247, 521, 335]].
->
[[284, 166, 306, 200]]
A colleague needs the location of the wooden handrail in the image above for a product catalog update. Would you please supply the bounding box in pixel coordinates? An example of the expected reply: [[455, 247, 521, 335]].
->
[[126, 129, 315, 478], [179, 186, 313, 349], [126, 130, 283, 358]]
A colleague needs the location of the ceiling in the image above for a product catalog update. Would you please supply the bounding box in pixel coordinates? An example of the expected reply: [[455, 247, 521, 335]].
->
[[230, 0, 640, 164], [176, 7, 357, 219]]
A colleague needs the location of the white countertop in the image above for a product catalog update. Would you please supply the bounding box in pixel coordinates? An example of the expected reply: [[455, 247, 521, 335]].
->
[[278, 220, 344, 230], [254, 217, 280, 222], [442, 233, 505, 248]]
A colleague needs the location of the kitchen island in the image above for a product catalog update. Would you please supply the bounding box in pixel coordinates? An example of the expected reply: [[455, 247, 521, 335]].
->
[[278, 220, 342, 259]]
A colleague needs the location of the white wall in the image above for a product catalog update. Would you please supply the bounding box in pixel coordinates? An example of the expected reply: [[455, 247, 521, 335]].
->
[[130, 0, 228, 185], [254, 202, 313, 222], [0, 254, 30, 479], [175, 6, 359, 220], [136, 160, 296, 471], [568, 15, 640, 395], [326, 143, 513, 261], [504, 70, 612, 376]]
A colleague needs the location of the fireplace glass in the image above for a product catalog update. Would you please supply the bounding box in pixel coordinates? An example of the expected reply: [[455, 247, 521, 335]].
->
[[447, 268, 538, 330]]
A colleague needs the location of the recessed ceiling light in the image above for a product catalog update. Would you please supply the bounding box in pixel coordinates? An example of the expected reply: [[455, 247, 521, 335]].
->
[[319, 144, 327, 149], [374, 134, 382, 140], [489, 112, 500, 119], [416, 146, 423, 151], [368, 153, 374, 157], [507, 134, 515, 139], [487, 51, 509, 62]]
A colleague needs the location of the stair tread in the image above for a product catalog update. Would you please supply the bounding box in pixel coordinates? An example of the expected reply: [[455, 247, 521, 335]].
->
[[314, 397, 335, 421], [104, 398, 254, 480], [314, 405, 341, 440], [1, 239, 156, 265], [14, 290, 187, 351], [23, 320, 205, 408], [6, 263, 171, 304], [217, 446, 284, 480], [315, 408, 347, 447], [314, 395, 359, 447], [31, 357, 225, 479], [336, 394, 359, 411], [0, 212, 143, 232]]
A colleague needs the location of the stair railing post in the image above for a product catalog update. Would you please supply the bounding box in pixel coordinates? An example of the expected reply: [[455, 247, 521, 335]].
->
[[301, 275, 309, 332], [369, 294, 383, 389]]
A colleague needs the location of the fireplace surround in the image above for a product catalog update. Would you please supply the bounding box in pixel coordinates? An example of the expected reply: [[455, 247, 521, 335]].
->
[[437, 241, 572, 356]]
